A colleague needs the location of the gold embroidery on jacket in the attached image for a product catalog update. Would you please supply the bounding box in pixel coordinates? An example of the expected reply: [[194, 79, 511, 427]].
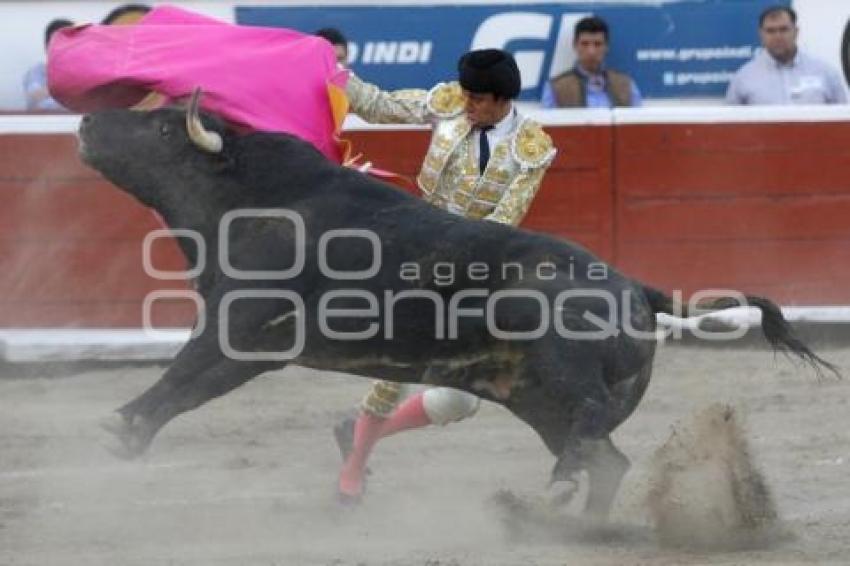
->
[[426, 82, 466, 118], [417, 117, 555, 224]]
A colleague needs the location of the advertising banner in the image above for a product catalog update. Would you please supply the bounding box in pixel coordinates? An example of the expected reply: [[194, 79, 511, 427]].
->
[[237, 0, 790, 100]]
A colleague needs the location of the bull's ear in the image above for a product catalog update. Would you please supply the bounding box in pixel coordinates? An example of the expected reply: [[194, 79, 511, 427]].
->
[[210, 145, 236, 174]]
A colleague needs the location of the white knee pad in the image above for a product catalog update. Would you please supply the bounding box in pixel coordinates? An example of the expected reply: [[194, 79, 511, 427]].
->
[[422, 387, 480, 425]]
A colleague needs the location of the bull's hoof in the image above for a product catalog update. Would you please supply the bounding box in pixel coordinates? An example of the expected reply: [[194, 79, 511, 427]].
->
[[548, 479, 579, 509], [550, 455, 582, 485], [98, 413, 152, 460]]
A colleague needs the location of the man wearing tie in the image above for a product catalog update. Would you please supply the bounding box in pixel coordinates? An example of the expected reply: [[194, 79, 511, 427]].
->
[[337, 48, 557, 500]]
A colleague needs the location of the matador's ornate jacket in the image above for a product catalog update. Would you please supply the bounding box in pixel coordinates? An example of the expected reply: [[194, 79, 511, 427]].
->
[[345, 74, 557, 226], [345, 74, 557, 417]]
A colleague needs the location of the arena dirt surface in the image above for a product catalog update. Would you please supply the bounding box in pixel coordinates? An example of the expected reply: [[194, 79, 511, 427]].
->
[[1, 343, 849, 565]]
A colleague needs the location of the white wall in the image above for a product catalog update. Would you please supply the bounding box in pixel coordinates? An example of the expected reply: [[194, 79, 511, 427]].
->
[[795, 0, 848, 75]]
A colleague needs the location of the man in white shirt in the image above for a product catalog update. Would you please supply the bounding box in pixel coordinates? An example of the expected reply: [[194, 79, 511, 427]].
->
[[726, 5, 847, 105]]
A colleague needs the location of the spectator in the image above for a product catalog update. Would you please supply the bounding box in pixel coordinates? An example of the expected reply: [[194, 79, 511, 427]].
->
[[542, 16, 641, 108], [101, 4, 151, 25], [23, 18, 74, 111], [314, 27, 349, 67], [726, 6, 847, 105]]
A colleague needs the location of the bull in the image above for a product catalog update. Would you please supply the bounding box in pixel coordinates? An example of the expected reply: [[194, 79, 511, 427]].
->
[[79, 90, 836, 518]]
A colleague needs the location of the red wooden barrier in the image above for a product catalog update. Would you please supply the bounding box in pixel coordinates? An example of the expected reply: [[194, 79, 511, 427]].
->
[[614, 120, 850, 305], [343, 125, 615, 259], [0, 111, 847, 328], [0, 134, 192, 327]]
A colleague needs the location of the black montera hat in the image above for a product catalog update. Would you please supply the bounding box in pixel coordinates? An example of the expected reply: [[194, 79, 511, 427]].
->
[[457, 49, 521, 99]]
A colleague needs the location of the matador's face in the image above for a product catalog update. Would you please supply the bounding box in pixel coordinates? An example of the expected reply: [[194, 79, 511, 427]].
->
[[462, 91, 512, 128]]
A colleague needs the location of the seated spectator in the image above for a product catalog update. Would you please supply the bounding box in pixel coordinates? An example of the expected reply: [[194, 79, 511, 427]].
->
[[542, 16, 641, 108], [101, 4, 150, 25], [315, 27, 349, 67], [23, 18, 74, 111], [726, 6, 847, 105]]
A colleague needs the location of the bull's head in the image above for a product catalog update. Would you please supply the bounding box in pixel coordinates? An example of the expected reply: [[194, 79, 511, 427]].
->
[[78, 88, 233, 213]]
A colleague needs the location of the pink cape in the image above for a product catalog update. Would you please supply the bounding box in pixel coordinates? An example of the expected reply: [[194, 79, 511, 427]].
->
[[47, 5, 348, 162]]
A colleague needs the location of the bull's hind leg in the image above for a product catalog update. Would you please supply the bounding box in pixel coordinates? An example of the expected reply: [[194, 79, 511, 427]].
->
[[505, 332, 642, 519], [548, 400, 631, 520], [546, 436, 630, 519], [532, 376, 629, 518], [580, 436, 630, 519]]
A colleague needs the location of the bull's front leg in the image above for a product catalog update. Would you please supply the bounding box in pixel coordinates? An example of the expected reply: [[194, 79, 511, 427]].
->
[[100, 330, 224, 458], [102, 297, 301, 458], [101, 310, 285, 458], [102, 355, 280, 459]]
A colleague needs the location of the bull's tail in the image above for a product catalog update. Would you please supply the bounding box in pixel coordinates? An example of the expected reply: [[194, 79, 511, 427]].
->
[[641, 284, 841, 378]]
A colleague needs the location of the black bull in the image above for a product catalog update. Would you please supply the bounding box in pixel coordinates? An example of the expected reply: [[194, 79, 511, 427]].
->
[[78, 92, 836, 517]]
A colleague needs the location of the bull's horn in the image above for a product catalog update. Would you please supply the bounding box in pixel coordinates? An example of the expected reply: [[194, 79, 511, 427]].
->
[[186, 87, 223, 153]]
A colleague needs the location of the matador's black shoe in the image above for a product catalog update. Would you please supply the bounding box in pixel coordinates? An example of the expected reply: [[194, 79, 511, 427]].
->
[[333, 414, 356, 462]]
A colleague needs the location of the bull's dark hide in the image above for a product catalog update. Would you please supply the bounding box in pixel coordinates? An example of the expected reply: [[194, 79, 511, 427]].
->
[[79, 95, 836, 518]]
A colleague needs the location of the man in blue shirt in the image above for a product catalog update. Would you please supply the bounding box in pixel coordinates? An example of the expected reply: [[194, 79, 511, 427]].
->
[[541, 16, 642, 108]]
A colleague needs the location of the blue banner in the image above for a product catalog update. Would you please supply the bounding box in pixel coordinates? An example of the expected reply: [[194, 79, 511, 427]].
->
[[237, 1, 790, 100]]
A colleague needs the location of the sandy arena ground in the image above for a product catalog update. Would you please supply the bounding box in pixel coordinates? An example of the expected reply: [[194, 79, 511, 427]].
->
[[1, 342, 849, 565]]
